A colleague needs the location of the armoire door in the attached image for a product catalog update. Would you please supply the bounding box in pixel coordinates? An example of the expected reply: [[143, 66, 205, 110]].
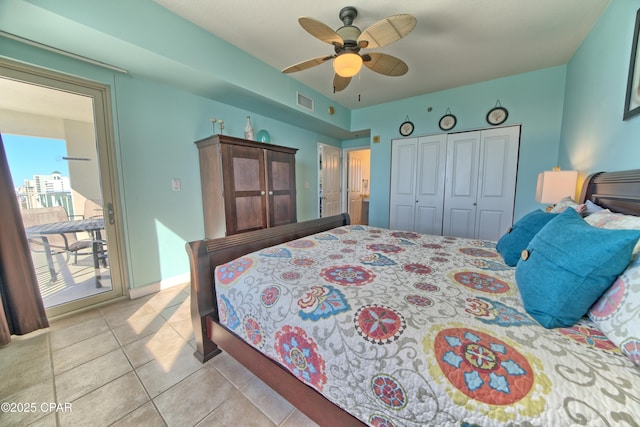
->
[[266, 149, 296, 228], [390, 134, 446, 234], [222, 143, 267, 234]]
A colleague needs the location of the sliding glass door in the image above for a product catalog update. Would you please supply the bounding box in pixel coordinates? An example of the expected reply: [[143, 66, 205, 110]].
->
[[0, 59, 126, 318]]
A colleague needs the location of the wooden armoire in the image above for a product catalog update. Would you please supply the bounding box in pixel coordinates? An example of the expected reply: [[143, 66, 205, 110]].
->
[[195, 134, 297, 238]]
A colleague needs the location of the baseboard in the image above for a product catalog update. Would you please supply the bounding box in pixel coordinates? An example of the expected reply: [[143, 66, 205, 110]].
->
[[128, 273, 190, 299]]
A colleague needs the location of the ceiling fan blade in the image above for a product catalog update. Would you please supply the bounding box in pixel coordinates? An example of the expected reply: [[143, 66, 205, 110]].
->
[[333, 74, 351, 92], [299, 17, 344, 47], [282, 55, 333, 74], [357, 14, 416, 49], [363, 53, 409, 76]]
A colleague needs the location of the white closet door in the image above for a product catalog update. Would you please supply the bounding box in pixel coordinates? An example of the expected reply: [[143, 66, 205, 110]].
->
[[389, 138, 418, 231], [475, 126, 520, 241], [414, 135, 446, 235], [392, 126, 519, 239], [443, 131, 481, 238]]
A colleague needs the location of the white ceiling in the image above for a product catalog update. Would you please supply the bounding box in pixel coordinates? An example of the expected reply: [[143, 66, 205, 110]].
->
[[0, 77, 94, 123], [153, 0, 610, 109]]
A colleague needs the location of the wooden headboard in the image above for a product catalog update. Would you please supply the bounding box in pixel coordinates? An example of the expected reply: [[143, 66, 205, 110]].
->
[[579, 169, 640, 216]]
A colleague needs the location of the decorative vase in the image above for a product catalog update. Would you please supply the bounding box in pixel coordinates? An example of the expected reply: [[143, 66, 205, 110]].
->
[[256, 129, 271, 143], [244, 116, 254, 140]]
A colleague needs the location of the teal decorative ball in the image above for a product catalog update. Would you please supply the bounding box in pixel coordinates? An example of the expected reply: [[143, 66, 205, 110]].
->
[[256, 129, 270, 143]]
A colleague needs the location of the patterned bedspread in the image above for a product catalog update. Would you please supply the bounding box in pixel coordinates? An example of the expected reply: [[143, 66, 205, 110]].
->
[[214, 225, 640, 426]]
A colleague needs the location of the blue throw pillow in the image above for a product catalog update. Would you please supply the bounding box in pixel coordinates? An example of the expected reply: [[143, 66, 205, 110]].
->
[[515, 208, 640, 328], [496, 210, 558, 266]]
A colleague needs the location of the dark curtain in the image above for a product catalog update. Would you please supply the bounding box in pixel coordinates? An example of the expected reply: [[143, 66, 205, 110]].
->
[[0, 134, 48, 345]]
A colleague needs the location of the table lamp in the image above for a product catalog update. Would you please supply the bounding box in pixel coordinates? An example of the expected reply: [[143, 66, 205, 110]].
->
[[535, 168, 578, 211]]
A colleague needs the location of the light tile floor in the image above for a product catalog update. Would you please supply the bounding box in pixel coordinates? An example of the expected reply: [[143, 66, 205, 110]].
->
[[0, 283, 319, 426]]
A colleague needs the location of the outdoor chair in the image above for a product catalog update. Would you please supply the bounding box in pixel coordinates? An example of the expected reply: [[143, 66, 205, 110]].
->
[[21, 206, 93, 267]]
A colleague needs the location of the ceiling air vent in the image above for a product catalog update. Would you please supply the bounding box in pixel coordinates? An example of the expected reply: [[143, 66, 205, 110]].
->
[[296, 92, 314, 111]]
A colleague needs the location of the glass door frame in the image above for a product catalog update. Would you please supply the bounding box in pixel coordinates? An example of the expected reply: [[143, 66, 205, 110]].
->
[[0, 57, 128, 318]]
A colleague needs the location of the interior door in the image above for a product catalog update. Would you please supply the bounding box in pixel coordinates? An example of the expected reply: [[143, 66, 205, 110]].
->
[[390, 135, 446, 234], [414, 135, 447, 235], [443, 131, 481, 238], [389, 138, 418, 231], [475, 126, 520, 240], [320, 144, 341, 217], [347, 152, 363, 224], [0, 59, 126, 317]]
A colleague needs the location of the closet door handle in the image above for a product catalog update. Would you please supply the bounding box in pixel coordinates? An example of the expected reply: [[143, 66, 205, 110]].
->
[[261, 191, 266, 196], [269, 191, 273, 195]]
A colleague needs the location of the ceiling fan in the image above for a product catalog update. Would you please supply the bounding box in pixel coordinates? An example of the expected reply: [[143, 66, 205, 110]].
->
[[282, 6, 417, 92]]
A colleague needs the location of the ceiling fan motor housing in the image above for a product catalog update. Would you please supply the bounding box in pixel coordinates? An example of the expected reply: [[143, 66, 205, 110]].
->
[[336, 7, 361, 52], [336, 26, 361, 50]]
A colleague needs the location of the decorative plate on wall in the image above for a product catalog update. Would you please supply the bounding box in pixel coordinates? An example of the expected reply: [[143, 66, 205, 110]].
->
[[487, 101, 508, 125], [439, 113, 457, 131], [399, 116, 414, 136]]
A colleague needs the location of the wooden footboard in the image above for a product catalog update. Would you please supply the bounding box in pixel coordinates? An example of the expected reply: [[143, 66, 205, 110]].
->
[[186, 213, 351, 363]]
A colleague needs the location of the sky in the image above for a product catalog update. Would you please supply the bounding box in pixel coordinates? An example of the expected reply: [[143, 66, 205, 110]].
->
[[3, 134, 70, 186]]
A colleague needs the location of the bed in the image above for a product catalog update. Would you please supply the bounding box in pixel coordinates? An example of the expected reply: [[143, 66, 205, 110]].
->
[[186, 169, 640, 426]]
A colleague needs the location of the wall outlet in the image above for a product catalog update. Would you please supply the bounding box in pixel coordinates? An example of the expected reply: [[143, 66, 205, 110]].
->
[[172, 178, 181, 191]]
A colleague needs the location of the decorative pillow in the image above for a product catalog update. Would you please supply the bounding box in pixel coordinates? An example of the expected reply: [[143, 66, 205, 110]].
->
[[584, 209, 622, 228], [588, 256, 640, 367], [586, 210, 640, 255], [515, 208, 640, 329], [550, 196, 587, 214], [496, 210, 558, 266], [600, 213, 640, 231]]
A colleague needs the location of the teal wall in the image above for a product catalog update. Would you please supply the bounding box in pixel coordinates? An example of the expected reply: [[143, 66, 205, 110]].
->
[[560, 0, 640, 178], [342, 137, 370, 150], [352, 66, 567, 228], [114, 76, 339, 286]]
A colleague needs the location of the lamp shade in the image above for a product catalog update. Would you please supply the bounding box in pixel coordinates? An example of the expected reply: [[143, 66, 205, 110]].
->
[[535, 170, 578, 204], [333, 53, 363, 77]]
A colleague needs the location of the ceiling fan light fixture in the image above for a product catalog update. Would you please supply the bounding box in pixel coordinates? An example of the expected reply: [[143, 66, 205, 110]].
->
[[334, 52, 362, 77]]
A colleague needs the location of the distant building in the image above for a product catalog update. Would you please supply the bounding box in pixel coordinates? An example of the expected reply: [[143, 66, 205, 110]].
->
[[16, 171, 74, 216], [33, 171, 70, 194]]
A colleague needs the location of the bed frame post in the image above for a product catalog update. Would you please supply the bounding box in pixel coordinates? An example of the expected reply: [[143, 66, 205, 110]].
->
[[186, 239, 221, 362]]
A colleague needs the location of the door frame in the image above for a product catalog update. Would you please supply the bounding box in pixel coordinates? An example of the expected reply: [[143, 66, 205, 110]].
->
[[0, 57, 128, 318]]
